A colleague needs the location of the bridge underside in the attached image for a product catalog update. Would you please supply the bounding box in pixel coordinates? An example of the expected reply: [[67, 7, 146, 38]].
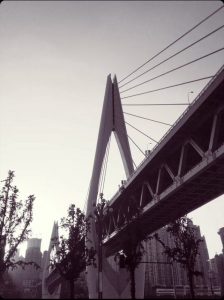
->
[[104, 145, 224, 256], [102, 66, 224, 257]]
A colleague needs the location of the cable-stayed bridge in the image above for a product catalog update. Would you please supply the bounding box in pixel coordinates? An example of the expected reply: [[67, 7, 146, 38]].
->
[[43, 4, 224, 299], [102, 64, 224, 256]]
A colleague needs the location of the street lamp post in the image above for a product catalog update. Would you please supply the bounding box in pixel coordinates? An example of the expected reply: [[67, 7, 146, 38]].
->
[[187, 91, 194, 105]]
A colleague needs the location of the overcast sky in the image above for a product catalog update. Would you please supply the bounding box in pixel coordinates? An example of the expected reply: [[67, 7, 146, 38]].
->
[[0, 1, 224, 258]]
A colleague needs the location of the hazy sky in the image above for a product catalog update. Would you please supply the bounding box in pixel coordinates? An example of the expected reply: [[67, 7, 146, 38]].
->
[[0, 1, 224, 258]]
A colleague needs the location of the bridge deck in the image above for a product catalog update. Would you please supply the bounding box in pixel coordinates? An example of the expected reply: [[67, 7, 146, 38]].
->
[[103, 65, 224, 256]]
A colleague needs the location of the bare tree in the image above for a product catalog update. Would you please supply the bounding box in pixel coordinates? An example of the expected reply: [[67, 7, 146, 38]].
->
[[0, 170, 36, 286], [154, 215, 203, 299]]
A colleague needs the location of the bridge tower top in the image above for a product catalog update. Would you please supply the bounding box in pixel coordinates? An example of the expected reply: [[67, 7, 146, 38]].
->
[[86, 74, 133, 216]]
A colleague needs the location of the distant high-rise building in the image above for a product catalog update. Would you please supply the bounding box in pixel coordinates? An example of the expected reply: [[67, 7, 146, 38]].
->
[[144, 219, 210, 298], [27, 238, 42, 250], [214, 254, 224, 297], [25, 238, 42, 279], [22, 238, 42, 299], [215, 227, 224, 297], [207, 227, 224, 298], [209, 256, 222, 296], [208, 258, 220, 286], [188, 220, 209, 289]]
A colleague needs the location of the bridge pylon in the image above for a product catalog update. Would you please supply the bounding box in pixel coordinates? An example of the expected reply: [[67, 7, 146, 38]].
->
[[42, 221, 61, 299], [86, 75, 145, 299]]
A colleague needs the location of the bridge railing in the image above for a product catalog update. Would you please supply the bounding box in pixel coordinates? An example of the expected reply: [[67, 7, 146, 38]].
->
[[127, 65, 224, 177]]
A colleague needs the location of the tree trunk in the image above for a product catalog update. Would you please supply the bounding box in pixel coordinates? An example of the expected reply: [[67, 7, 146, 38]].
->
[[187, 271, 195, 299], [130, 267, 136, 299], [69, 279, 74, 299]]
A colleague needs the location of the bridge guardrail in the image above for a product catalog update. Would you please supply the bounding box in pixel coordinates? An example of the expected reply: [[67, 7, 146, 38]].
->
[[128, 65, 224, 176]]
